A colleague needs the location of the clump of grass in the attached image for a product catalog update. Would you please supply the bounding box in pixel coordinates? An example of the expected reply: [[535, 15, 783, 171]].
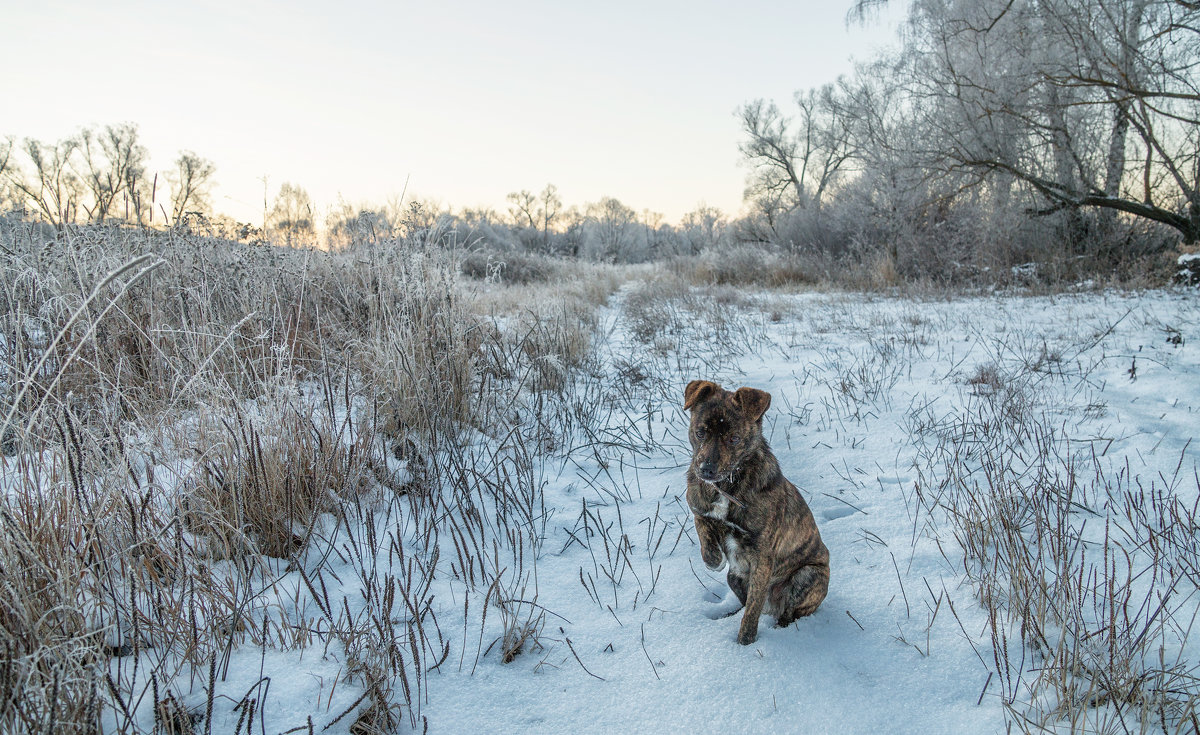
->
[[459, 248, 564, 284], [356, 249, 483, 445], [668, 244, 816, 288], [0, 451, 105, 734], [182, 396, 373, 560], [965, 362, 1004, 395], [464, 260, 622, 447], [910, 336, 1200, 733], [508, 301, 599, 394], [621, 273, 772, 378]]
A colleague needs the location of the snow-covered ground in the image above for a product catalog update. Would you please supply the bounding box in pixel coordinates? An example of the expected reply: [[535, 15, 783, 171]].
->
[[102, 286, 1198, 733]]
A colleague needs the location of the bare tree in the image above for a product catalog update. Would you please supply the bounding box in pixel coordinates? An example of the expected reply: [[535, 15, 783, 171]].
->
[[538, 184, 562, 252], [506, 189, 538, 230], [11, 136, 84, 228], [739, 100, 804, 216], [77, 123, 147, 223], [584, 196, 640, 261], [847, 0, 893, 25], [1040, 0, 1198, 241], [169, 151, 216, 225], [738, 85, 858, 220], [560, 206, 586, 257], [506, 184, 563, 252], [325, 200, 393, 248], [681, 204, 727, 253]]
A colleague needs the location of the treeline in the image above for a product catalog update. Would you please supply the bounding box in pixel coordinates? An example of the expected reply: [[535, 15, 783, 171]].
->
[[0, 125, 733, 259], [320, 192, 733, 262], [6, 0, 1197, 293]]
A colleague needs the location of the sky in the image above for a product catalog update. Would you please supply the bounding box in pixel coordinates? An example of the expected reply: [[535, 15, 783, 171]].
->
[[2, 0, 904, 226]]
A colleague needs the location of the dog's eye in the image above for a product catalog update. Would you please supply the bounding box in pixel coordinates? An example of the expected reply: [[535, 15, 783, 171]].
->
[[727, 435, 741, 446], [695, 428, 708, 440]]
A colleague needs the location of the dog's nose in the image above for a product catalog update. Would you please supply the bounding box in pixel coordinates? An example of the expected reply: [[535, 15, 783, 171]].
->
[[698, 462, 720, 482]]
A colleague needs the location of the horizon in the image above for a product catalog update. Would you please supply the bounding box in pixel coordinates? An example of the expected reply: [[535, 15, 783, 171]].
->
[[1, 0, 904, 227]]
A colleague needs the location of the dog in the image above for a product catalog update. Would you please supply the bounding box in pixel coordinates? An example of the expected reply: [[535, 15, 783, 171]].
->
[[684, 380, 829, 645]]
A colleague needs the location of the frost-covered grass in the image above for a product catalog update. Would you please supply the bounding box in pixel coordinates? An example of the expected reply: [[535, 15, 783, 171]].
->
[[1, 222, 1197, 734]]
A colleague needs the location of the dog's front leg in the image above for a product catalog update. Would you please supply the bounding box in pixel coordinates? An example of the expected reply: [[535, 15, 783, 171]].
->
[[693, 514, 726, 570], [737, 555, 774, 645]]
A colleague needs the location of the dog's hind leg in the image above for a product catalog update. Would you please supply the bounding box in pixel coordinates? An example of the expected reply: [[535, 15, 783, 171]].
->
[[774, 564, 830, 627]]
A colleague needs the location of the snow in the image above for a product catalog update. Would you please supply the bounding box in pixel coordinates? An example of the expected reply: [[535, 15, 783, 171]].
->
[[95, 287, 1200, 733]]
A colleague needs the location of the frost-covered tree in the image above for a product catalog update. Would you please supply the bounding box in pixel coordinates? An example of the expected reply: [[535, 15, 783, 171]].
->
[[268, 182, 315, 246], [325, 204, 394, 249], [680, 204, 728, 253], [537, 184, 562, 252], [506, 184, 563, 252], [897, 0, 1200, 243], [506, 189, 538, 231], [582, 196, 641, 261]]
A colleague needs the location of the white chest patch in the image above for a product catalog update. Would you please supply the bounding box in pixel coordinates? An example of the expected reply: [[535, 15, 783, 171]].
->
[[724, 534, 748, 576]]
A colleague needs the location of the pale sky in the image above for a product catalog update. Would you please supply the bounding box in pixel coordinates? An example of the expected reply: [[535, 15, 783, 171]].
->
[[2, 0, 903, 226]]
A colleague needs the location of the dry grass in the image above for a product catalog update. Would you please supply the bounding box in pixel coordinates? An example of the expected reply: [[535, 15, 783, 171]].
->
[[621, 272, 773, 366], [0, 449, 105, 733], [182, 395, 378, 560], [0, 219, 626, 733], [909, 334, 1200, 733], [667, 244, 817, 289]]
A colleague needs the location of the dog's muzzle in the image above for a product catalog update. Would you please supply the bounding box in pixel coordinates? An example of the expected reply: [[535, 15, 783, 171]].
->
[[696, 461, 721, 483]]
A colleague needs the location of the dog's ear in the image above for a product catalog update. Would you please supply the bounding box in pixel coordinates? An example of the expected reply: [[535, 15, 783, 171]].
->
[[684, 380, 720, 410], [732, 387, 771, 422]]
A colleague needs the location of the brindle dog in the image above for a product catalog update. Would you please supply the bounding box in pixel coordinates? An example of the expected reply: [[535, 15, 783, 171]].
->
[[684, 380, 829, 645]]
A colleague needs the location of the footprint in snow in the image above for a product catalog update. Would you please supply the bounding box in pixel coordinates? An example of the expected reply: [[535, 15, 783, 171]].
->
[[703, 590, 744, 620], [821, 505, 859, 521]]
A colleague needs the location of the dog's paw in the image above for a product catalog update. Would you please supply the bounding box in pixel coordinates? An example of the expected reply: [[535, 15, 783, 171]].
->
[[700, 548, 726, 571], [736, 630, 758, 646]]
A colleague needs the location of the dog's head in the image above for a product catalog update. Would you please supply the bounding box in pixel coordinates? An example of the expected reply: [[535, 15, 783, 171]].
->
[[683, 380, 771, 484]]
